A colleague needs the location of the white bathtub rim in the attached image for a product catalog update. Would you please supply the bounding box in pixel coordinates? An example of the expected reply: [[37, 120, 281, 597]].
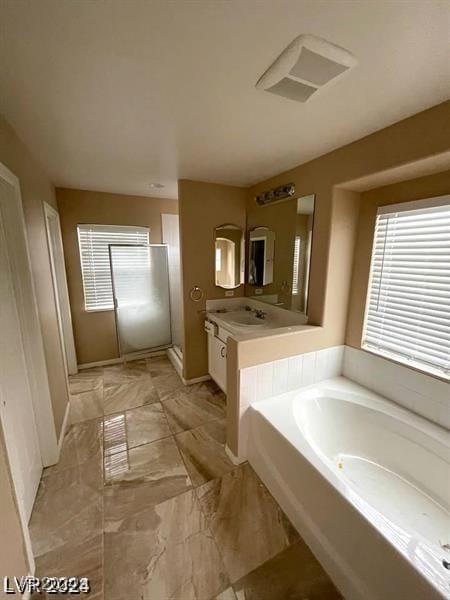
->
[[253, 377, 449, 447], [249, 377, 450, 599], [248, 422, 376, 600]]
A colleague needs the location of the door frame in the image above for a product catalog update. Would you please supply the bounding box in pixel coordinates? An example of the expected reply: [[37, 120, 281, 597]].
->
[[0, 161, 59, 571], [43, 202, 78, 375]]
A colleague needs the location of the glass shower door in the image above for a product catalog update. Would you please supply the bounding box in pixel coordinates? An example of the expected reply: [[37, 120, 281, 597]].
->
[[109, 244, 172, 355]]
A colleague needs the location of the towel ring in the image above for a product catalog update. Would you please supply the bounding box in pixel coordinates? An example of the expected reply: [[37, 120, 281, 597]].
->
[[189, 286, 204, 302]]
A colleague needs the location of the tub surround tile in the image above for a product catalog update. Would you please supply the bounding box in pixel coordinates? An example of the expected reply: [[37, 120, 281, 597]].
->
[[103, 360, 151, 385], [271, 359, 289, 396], [256, 363, 273, 400], [232, 539, 342, 600], [104, 436, 192, 523], [343, 346, 449, 428], [103, 380, 159, 415], [70, 388, 103, 424], [197, 463, 298, 582], [34, 533, 103, 599], [30, 459, 103, 558], [315, 346, 344, 382], [287, 355, 303, 391], [162, 383, 226, 433], [104, 489, 229, 600], [175, 419, 234, 487], [302, 352, 316, 387], [68, 367, 103, 395], [240, 366, 257, 411], [103, 402, 171, 457]]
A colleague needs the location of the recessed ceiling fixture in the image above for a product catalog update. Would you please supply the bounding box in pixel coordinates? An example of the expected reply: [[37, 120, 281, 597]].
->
[[149, 182, 165, 189], [256, 34, 357, 103]]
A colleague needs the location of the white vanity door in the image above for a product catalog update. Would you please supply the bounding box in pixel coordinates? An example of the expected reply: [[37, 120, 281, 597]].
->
[[207, 334, 227, 393]]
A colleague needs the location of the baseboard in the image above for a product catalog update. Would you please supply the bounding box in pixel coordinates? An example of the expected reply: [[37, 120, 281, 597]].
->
[[225, 445, 247, 466], [182, 374, 211, 386], [58, 400, 71, 454], [167, 347, 183, 378], [78, 349, 166, 370], [78, 357, 123, 369], [22, 566, 36, 599]]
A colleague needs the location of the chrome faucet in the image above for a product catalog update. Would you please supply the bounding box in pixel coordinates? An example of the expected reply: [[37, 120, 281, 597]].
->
[[254, 309, 267, 320]]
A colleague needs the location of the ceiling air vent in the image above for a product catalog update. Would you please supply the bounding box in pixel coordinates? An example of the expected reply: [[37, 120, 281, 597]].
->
[[256, 34, 357, 102]]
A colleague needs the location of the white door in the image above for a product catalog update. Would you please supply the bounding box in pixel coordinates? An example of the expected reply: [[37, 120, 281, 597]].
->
[[0, 197, 42, 520], [161, 214, 184, 351], [44, 202, 78, 375]]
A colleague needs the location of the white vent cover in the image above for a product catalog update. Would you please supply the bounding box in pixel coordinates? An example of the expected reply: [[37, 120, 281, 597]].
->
[[256, 34, 357, 102]]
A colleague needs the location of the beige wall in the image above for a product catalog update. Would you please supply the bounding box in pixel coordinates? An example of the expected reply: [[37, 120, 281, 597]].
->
[[241, 101, 450, 367], [179, 102, 450, 393], [346, 169, 450, 347], [178, 180, 247, 379], [0, 116, 72, 584], [0, 115, 69, 437], [56, 188, 178, 365], [227, 101, 450, 455]]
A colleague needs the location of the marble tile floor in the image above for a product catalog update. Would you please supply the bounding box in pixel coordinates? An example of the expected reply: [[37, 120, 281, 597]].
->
[[30, 356, 341, 599]]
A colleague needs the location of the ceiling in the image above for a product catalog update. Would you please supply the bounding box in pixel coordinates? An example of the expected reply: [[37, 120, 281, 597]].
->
[[1, 1, 449, 200]]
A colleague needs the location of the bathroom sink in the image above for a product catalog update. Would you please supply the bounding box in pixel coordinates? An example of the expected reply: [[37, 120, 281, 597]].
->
[[225, 312, 266, 327]]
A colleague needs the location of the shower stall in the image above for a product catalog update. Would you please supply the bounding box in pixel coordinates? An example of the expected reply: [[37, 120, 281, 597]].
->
[[107, 214, 184, 375], [109, 244, 172, 356]]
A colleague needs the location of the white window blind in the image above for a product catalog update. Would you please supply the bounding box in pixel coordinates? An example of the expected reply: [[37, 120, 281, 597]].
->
[[292, 236, 301, 295], [362, 198, 450, 379], [77, 224, 149, 311]]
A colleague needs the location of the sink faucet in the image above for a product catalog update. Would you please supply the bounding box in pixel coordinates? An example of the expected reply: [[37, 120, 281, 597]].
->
[[254, 309, 267, 320]]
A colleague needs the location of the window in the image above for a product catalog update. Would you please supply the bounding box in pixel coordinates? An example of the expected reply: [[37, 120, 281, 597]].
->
[[292, 235, 301, 295], [77, 224, 149, 311], [362, 197, 450, 379]]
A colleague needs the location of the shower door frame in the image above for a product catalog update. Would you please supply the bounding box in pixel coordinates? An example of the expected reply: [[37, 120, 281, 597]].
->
[[108, 243, 173, 359]]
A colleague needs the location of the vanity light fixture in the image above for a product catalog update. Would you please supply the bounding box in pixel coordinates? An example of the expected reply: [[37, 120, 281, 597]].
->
[[255, 183, 296, 206], [256, 34, 357, 103]]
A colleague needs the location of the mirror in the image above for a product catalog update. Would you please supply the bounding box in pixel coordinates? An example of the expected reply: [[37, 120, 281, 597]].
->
[[248, 227, 275, 286], [215, 224, 245, 289], [245, 194, 315, 314]]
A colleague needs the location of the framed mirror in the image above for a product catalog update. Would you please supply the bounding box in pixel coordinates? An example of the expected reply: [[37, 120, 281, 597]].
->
[[214, 224, 245, 289], [245, 194, 315, 315]]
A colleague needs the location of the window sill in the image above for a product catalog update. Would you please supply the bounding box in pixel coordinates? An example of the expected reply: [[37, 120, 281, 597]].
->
[[85, 307, 115, 313], [361, 345, 449, 383]]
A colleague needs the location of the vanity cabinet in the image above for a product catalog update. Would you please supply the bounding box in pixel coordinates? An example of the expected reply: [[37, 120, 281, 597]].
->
[[206, 322, 227, 392]]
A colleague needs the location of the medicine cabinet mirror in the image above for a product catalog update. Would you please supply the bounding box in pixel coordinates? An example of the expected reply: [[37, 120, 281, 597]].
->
[[245, 194, 315, 315]]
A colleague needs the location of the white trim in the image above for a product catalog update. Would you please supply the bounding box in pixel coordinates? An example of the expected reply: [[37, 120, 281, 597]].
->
[[225, 445, 247, 466], [58, 400, 71, 453], [43, 202, 78, 376], [167, 347, 183, 379], [78, 357, 123, 370], [166, 348, 211, 386], [78, 349, 167, 370], [0, 162, 58, 468], [377, 194, 450, 215], [182, 374, 211, 386], [21, 568, 36, 600]]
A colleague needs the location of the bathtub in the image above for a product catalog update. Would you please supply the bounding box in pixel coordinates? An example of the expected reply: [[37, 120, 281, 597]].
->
[[247, 377, 450, 600]]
